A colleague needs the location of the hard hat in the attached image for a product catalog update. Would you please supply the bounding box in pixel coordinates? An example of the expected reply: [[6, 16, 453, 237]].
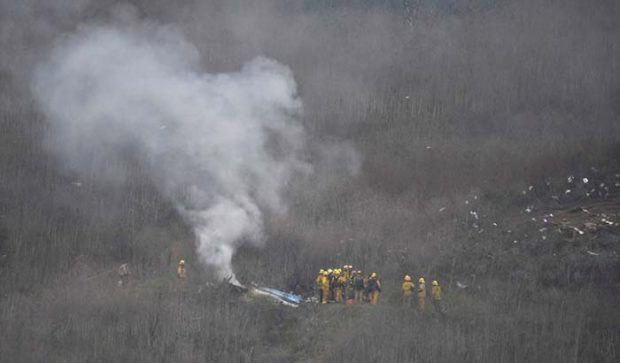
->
[[334, 269, 341, 275], [404, 275, 412, 281], [357, 270, 362, 274], [179, 260, 185, 265], [319, 269, 325, 274], [371, 272, 377, 278], [327, 269, 333, 274], [419, 277, 425, 284], [432, 280, 439, 286], [323, 271, 329, 276]]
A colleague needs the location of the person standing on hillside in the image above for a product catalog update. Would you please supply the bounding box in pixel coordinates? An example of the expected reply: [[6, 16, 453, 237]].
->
[[320, 270, 331, 304], [401, 275, 415, 307], [177, 259, 187, 284], [353, 270, 365, 304], [418, 277, 427, 311], [342, 265, 352, 302], [367, 272, 382, 305], [431, 280, 443, 314], [117, 263, 130, 288], [316, 269, 326, 302]]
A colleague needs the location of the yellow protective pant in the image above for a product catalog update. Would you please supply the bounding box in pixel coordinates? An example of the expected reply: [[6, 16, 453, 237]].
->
[[419, 297, 426, 311], [369, 290, 380, 305], [321, 287, 330, 304]]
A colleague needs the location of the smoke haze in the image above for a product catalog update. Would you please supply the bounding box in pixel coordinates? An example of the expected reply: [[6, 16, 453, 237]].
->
[[32, 23, 310, 283]]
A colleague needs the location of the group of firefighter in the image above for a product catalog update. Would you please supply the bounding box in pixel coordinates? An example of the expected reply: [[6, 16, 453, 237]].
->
[[315, 265, 443, 312]]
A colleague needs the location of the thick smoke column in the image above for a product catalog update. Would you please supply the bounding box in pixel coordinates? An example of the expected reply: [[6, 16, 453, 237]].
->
[[32, 23, 309, 284]]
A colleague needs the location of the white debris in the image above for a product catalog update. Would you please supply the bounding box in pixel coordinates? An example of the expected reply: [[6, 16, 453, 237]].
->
[[525, 206, 533, 213], [71, 181, 82, 187], [531, 217, 537, 222], [615, 183, 620, 187], [565, 189, 571, 194], [586, 250, 599, 256], [522, 190, 527, 195], [492, 222, 498, 227], [539, 227, 548, 232], [473, 195, 478, 200], [513, 240, 518, 244], [572, 227, 584, 235], [528, 185, 534, 191], [425, 145, 432, 149], [601, 218, 614, 225], [541, 235, 547, 240], [439, 207, 446, 213], [456, 281, 468, 289], [469, 211, 479, 219], [582, 178, 589, 184], [465, 200, 469, 205], [543, 218, 548, 223], [567, 176, 574, 183], [600, 183, 605, 188]]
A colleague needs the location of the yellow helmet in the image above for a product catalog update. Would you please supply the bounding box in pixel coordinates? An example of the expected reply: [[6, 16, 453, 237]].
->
[[319, 269, 325, 274], [322, 270, 329, 276], [334, 269, 341, 276], [432, 280, 439, 286], [179, 259, 185, 265], [370, 272, 377, 278], [404, 275, 412, 282], [419, 277, 425, 284]]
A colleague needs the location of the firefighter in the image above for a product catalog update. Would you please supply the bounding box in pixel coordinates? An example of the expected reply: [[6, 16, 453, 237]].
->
[[327, 268, 334, 301], [342, 265, 350, 301], [337, 270, 348, 303], [316, 269, 326, 302], [342, 265, 352, 280], [332, 269, 345, 302], [401, 275, 414, 306], [431, 280, 443, 314], [367, 272, 381, 305], [353, 270, 365, 304], [117, 263, 130, 288], [418, 277, 427, 311], [320, 270, 331, 304], [177, 259, 187, 282]]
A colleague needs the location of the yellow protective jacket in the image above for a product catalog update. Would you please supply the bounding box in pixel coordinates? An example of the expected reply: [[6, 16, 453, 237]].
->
[[315, 274, 323, 287], [401, 281, 415, 296], [417, 283, 426, 298], [343, 270, 351, 281], [432, 286, 442, 300], [177, 265, 187, 279], [320, 275, 331, 291]]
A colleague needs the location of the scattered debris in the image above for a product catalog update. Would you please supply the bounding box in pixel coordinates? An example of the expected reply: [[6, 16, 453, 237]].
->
[[456, 281, 468, 289], [586, 250, 600, 256]]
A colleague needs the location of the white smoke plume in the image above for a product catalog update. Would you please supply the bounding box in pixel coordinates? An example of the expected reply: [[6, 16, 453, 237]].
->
[[32, 23, 310, 285]]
